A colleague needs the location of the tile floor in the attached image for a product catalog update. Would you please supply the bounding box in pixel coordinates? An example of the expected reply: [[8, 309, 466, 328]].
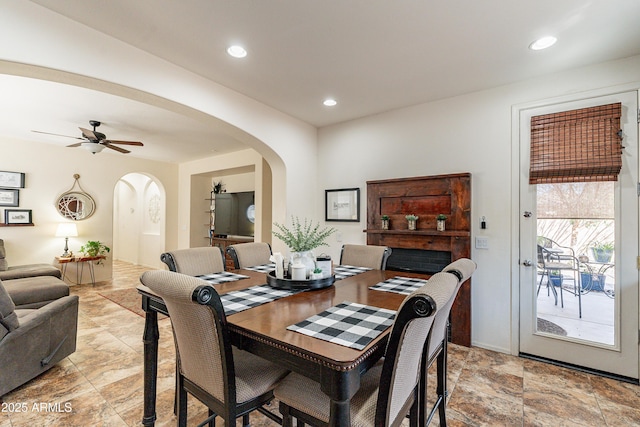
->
[[2, 261, 640, 426]]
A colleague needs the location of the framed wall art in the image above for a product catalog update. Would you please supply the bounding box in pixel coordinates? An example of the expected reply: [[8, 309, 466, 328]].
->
[[0, 171, 25, 188], [325, 188, 360, 222], [4, 209, 32, 225], [0, 189, 19, 207]]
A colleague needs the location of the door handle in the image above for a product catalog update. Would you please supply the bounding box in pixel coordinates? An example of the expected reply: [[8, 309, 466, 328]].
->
[[522, 260, 532, 267]]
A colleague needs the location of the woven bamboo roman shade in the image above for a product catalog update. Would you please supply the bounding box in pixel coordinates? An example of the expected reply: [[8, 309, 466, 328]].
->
[[529, 103, 623, 184]]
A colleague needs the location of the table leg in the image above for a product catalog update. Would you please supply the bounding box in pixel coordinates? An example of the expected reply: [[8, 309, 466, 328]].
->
[[142, 308, 159, 426], [328, 400, 351, 426], [88, 261, 96, 285], [321, 368, 360, 426]]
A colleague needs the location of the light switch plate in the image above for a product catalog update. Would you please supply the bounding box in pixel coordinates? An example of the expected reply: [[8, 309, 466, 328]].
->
[[475, 237, 489, 249]]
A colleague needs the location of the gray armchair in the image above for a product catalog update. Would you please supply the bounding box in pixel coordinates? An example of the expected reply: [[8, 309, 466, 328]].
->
[[0, 280, 78, 396]]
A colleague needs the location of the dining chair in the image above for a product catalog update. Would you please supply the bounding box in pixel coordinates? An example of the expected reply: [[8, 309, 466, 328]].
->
[[226, 242, 272, 269], [537, 245, 583, 318], [537, 236, 575, 262], [339, 244, 392, 270], [158, 246, 231, 418], [160, 246, 226, 275], [420, 258, 476, 427], [274, 271, 459, 427], [139, 270, 289, 427]]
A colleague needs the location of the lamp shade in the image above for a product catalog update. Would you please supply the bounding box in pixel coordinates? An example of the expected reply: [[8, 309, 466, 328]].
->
[[56, 223, 78, 237]]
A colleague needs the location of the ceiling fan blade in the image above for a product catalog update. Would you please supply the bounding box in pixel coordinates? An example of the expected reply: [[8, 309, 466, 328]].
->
[[103, 143, 130, 154], [32, 130, 83, 140], [79, 127, 99, 140], [104, 139, 144, 146], [66, 143, 82, 148]]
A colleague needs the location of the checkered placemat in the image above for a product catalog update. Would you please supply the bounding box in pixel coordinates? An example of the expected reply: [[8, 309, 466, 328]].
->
[[287, 301, 396, 350], [196, 271, 249, 284], [369, 276, 428, 295], [334, 265, 371, 281], [243, 263, 276, 273], [220, 285, 300, 316]]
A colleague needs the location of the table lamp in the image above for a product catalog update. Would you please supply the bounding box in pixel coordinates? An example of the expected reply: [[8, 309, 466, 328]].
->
[[56, 223, 78, 257]]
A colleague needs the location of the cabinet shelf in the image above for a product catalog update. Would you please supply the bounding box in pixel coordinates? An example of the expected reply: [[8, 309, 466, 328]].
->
[[0, 223, 35, 227]]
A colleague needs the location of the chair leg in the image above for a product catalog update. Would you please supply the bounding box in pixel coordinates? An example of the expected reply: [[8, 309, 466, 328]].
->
[[208, 409, 215, 427], [242, 413, 250, 427], [279, 401, 295, 427], [437, 342, 448, 427], [177, 375, 188, 427]]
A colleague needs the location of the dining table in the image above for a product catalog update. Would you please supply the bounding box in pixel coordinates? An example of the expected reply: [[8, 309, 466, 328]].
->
[[137, 266, 430, 427]]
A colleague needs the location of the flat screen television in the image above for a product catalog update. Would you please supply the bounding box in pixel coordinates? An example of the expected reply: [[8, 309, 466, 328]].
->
[[213, 191, 255, 237]]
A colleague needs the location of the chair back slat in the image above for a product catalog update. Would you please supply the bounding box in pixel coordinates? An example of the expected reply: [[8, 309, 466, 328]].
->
[[227, 242, 272, 269], [339, 244, 391, 270], [161, 247, 225, 275]]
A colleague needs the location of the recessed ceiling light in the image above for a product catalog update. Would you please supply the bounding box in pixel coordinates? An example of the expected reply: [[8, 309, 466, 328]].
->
[[227, 45, 247, 58], [529, 36, 557, 51], [323, 99, 337, 107]]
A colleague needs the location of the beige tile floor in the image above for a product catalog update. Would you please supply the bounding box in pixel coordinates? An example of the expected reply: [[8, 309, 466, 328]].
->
[[2, 261, 640, 426]]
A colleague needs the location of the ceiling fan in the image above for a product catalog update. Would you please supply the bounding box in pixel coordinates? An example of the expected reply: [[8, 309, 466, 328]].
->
[[32, 120, 144, 154]]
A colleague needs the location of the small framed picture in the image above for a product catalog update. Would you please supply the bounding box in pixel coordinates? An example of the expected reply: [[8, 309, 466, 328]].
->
[[4, 209, 32, 225], [0, 189, 19, 207], [0, 171, 25, 188], [325, 188, 360, 222]]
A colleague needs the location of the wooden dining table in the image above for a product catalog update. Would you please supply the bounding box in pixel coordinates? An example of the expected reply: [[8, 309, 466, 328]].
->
[[138, 268, 427, 427]]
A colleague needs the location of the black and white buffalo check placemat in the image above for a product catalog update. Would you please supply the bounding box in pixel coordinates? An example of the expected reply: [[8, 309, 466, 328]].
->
[[287, 301, 396, 350], [333, 265, 371, 281], [220, 285, 300, 316], [196, 271, 249, 284], [243, 263, 276, 273], [369, 276, 427, 295]]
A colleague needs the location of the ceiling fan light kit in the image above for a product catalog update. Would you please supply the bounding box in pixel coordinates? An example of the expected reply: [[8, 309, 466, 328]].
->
[[81, 142, 105, 154], [33, 120, 143, 155]]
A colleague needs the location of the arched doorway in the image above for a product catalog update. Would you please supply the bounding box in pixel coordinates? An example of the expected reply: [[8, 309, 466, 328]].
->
[[113, 173, 166, 268]]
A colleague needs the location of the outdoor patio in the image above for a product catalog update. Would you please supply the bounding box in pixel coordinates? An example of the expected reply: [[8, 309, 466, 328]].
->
[[536, 274, 615, 345]]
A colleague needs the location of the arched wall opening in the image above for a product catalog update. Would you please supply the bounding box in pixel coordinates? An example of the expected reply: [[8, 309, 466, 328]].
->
[[0, 61, 297, 259], [114, 173, 166, 268]]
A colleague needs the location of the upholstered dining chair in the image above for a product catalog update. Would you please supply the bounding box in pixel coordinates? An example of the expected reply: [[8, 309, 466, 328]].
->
[[226, 242, 272, 269], [339, 244, 392, 270], [274, 271, 459, 427], [420, 258, 476, 427], [139, 270, 289, 427], [160, 246, 226, 275]]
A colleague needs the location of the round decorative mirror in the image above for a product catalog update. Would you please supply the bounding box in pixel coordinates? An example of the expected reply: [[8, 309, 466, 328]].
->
[[56, 174, 96, 220]]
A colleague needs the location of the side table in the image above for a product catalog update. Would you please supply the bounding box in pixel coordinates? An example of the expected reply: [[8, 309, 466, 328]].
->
[[56, 255, 106, 285]]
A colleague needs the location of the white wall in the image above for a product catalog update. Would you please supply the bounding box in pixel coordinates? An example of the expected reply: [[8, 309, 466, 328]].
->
[[317, 55, 640, 352], [0, 137, 178, 283]]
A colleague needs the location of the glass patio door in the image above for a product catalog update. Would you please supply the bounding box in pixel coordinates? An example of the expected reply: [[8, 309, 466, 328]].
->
[[519, 91, 639, 379]]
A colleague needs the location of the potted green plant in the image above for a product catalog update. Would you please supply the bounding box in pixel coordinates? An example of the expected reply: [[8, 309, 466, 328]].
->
[[309, 266, 324, 280], [590, 241, 614, 263], [436, 214, 447, 231], [381, 214, 390, 230], [272, 217, 336, 276], [79, 240, 110, 264], [405, 214, 418, 230]]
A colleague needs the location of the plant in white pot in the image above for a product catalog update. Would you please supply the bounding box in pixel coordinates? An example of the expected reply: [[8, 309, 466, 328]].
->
[[272, 216, 336, 277]]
